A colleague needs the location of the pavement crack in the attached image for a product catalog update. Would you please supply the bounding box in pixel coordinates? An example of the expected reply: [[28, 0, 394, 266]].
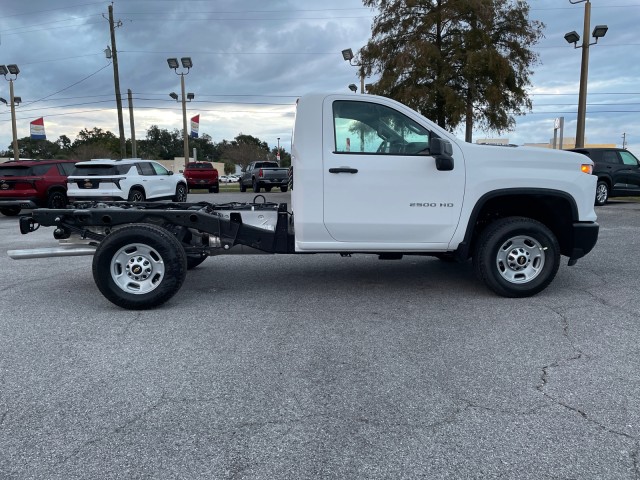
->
[[0, 405, 7, 428], [537, 306, 640, 479], [54, 392, 169, 468], [118, 312, 143, 338]]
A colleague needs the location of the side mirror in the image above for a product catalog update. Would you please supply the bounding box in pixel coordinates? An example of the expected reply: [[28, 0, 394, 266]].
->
[[430, 138, 454, 171], [168, 171, 174, 175]]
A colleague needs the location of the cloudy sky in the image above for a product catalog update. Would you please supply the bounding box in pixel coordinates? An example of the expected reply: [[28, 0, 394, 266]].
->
[[1, 0, 639, 156]]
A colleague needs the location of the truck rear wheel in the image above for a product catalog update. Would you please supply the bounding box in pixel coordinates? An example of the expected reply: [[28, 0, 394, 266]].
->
[[92, 224, 187, 309], [253, 180, 260, 193], [473, 217, 560, 298]]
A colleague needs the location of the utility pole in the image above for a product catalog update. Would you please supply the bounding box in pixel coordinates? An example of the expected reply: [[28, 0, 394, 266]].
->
[[107, 4, 126, 158], [128, 89, 136, 158]]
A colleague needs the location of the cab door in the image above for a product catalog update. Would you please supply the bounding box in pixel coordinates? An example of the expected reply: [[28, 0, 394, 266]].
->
[[322, 98, 465, 245], [618, 150, 640, 193]]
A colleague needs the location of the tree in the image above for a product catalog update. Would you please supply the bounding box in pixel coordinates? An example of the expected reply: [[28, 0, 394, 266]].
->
[[221, 134, 271, 169], [7, 137, 62, 159], [137, 125, 182, 160], [359, 0, 544, 141], [71, 127, 120, 159]]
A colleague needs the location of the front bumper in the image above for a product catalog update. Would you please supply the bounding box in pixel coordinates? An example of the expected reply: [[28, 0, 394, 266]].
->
[[568, 221, 599, 265]]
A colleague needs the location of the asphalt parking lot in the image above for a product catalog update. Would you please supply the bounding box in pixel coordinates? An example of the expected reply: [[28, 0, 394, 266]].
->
[[1, 193, 639, 479]]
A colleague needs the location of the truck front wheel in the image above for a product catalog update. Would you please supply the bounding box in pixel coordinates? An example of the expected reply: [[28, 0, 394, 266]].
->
[[239, 181, 246, 192], [473, 217, 560, 298], [92, 224, 187, 309]]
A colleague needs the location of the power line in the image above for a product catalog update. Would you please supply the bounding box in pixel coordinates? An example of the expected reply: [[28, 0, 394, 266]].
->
[[3, 2, 104, 18], [20, 63, 112, 108]]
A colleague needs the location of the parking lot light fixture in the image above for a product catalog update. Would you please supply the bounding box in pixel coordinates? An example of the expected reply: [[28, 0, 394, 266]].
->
[[186, 92, 194, 101], [342, 48, 354, 61], [1, 63, 21, 161], [167, 57, 193, 168], [565, 0, 608, 148], [342, 47, 366, 94], [348, 84, 357, 93], [169, 92, 178, 100]]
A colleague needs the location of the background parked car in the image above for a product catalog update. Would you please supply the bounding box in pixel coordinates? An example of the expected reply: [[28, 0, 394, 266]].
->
[[0, 159, 78, 216], [183, 162, 219, 193], [569, 147, 640, 205], [67, 159, 187, 202]]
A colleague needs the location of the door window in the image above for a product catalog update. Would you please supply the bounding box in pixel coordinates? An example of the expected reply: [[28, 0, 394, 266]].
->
[[602, 151, 621, 164], [138, 162, 156, 176], [333, 101, 431, 155], [620, 151, 639, 166], [151, 162, 170, 175]]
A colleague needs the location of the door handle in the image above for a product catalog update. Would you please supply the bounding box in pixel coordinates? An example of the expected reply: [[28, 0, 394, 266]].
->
[[329, 167, 358, 174]]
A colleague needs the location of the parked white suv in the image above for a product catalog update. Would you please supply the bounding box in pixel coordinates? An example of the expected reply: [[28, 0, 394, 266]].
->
[[67, 159, 188, 202]]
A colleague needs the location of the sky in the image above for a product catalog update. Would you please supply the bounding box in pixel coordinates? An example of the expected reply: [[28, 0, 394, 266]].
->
[[1, 0, 640, 157]]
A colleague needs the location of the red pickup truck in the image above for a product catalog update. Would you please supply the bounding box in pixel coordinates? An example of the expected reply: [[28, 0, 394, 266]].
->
[[183, 162, 219, 193]]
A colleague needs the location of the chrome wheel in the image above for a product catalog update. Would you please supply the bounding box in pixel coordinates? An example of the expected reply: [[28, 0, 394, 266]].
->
[[174, 184, 187, 202], [128, 189, 145, 202], [496, 235, 545, 284], [110, 243, 165, 295], [595, 182, 608, 206]]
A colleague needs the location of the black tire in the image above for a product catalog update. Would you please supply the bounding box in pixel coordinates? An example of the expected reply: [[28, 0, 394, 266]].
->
[[173, 183, 188, 202], [128, 188, 146, 202], [253, 180, 260, 193], [595, 181, 609, 206], [92, 224, 187, 309], [265, 186, 272, 192], [0, 207, 21, 216], [186, 255, 207, 269], [473, 217, 560, 298], [47, 190, 68, 209], [239, 181, 246, 192], [280, 186, 288, 193], [209, 184, 219, 193]]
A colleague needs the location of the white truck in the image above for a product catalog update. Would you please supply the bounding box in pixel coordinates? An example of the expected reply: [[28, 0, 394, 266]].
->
[[9, 93, 599, 309]]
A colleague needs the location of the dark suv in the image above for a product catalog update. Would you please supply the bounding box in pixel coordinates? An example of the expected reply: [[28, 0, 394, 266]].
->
[[569, 147, 640, 205], [0, 159, 78, 216]]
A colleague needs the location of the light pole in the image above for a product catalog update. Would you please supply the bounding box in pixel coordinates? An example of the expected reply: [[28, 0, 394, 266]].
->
[[167, 57, 193, 169], [277, 137, 280, 162], [0, 64, 20, 161], [342, 48, 365, 94], [565, 0, 608, 148], [107, 4, 126, 159]]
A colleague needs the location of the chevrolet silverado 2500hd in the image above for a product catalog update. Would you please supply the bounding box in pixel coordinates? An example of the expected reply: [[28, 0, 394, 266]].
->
[[9, 93, 599, 309]]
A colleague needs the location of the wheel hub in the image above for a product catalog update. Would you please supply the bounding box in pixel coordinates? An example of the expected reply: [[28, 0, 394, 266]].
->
[[111, 243, 165, 294], [507, 248, 531, 270], [496, 235, 545, 284], [125, 256, 153, 281]]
